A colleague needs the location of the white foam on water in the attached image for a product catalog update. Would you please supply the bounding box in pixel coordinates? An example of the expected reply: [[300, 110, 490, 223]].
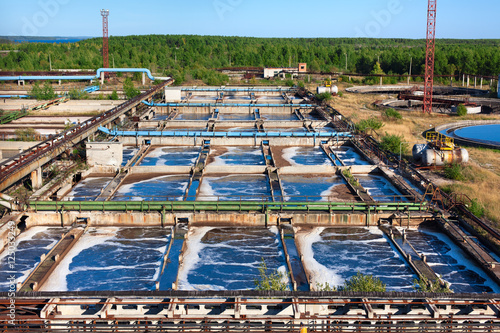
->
[[277, 265, 291, 287], [115, 175, 188, 201], [282, 147, 299, 166], [268, 226, 279, 235], [177, 227, 214, 290], [0, 227, 64, 287], [320, 181, 344, 202], [295, 227, 342, 289], [419, 228, 500, 293], [0, 227, 57, 262], [197, 177, 216, 201], [210, 147, 236, 166], [40, 228, 118, 292]]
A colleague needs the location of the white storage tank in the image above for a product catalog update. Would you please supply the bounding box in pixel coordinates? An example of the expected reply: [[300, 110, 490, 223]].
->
[[422, 147, 469, 166], [451, 105, 481, 114], [317, 86, 339, 95]]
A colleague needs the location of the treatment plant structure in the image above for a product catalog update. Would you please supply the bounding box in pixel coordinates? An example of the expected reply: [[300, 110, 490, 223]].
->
[[1, 81, 500, 332]]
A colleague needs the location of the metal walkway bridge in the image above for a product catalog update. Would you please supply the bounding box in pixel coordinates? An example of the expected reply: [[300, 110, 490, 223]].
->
[[98, 126, 352, 138], [0, 79, 173, 192]]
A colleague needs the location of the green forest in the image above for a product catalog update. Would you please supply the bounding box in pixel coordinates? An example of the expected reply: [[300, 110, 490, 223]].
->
[[1, 35, 499, 86]]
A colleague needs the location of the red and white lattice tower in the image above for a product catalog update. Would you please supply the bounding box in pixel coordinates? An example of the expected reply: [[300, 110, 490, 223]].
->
[[101, 9, 109, 70], [423, 0, 437, 114]]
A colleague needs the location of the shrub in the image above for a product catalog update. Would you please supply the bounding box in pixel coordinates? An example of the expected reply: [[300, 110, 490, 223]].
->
[[123, 78, 140, 99], [30, 82, 56, 100], [356, 117, 384, 134], [254, 258, 289, 291], [383, 108, 402, 121], [285, 79, 295, 87], [379, 133, 408, 155], [109, 90, 119, 100], [315, 92, 332, 102], [15, 128, 39, 141], [68, 88, 88, 100], [340, 271, 386, 292], [315, 282, 336, 291], [456, 104, 467, 116], [443, 163, 465, 181]]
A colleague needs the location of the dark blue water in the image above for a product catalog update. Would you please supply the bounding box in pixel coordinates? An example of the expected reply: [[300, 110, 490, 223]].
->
[[122, 147, 139, 166], [159, 234, 184, 290], [178, 227, 289, 290], [357, 175, 406, 202], [303, 227, 415, 291], [453, 124, 500, 145], [405, 227, 500, 293], [198, 175, 271, 201], [283, 147, 333, 166], [284, 236, 309, 291], [208, 147, 265, 166], [280, 175, 346, 201], [0, 227, 65, 291], [333, 147, 370, 166], [139, 147, 200, 166], [42, 228, 171, 291], [113, 175, 190, 201], [67, 177, 113, 201]]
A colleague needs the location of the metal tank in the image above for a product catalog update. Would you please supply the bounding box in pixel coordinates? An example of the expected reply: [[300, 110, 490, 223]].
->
[[422, 147, 469, 166], [317, 86, 339, 95], [412, 144, 428, 162]]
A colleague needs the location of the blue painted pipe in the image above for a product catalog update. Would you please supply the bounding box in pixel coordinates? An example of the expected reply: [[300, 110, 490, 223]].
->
[[0, 95, 30, 98], [98, 126, 352, 138], [143, 101, 315, 108], [0, 68, 160, 81], [181, 87, 294, 92]]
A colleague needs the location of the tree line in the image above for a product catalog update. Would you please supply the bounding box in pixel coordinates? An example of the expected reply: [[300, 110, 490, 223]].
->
[[1, 35, 499, 85]]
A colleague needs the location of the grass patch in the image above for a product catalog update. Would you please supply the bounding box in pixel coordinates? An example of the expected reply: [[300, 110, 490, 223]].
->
[[342, 169, 360, 187], [443, 163, 466, 181], [469, 198, 485, 218], [383, 108, 402, 121]]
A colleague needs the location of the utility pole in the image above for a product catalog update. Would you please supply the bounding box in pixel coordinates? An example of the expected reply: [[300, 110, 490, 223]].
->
[[49, 54, 52, 71], [407, 56, 412, 85], [101, 9, 110, 70], [423, 0, 437, 114], [345, 53, 348, 71]]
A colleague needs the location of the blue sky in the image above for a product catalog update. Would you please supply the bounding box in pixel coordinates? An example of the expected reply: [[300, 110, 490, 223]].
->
[[0, 0, 498, 39]]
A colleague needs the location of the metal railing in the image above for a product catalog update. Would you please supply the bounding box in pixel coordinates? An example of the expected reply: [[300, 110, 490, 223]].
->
[[28, 199, 427, 213]]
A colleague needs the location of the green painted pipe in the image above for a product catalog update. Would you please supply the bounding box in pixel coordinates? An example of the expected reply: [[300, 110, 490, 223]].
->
[[29, 201, 426, 212]]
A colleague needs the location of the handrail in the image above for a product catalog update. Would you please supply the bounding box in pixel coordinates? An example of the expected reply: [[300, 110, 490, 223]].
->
[[29, 200, 427, 212], [142, 101, 315, 108], [98, 126, 352, 138], [0, 80, 173, 190]]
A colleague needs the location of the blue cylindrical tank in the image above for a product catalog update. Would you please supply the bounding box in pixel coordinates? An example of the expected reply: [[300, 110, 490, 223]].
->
[[412, 144, 428, 162]]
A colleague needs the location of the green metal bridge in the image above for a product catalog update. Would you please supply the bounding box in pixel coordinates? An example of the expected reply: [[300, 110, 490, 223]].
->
[[28, 200, 428, 213]]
